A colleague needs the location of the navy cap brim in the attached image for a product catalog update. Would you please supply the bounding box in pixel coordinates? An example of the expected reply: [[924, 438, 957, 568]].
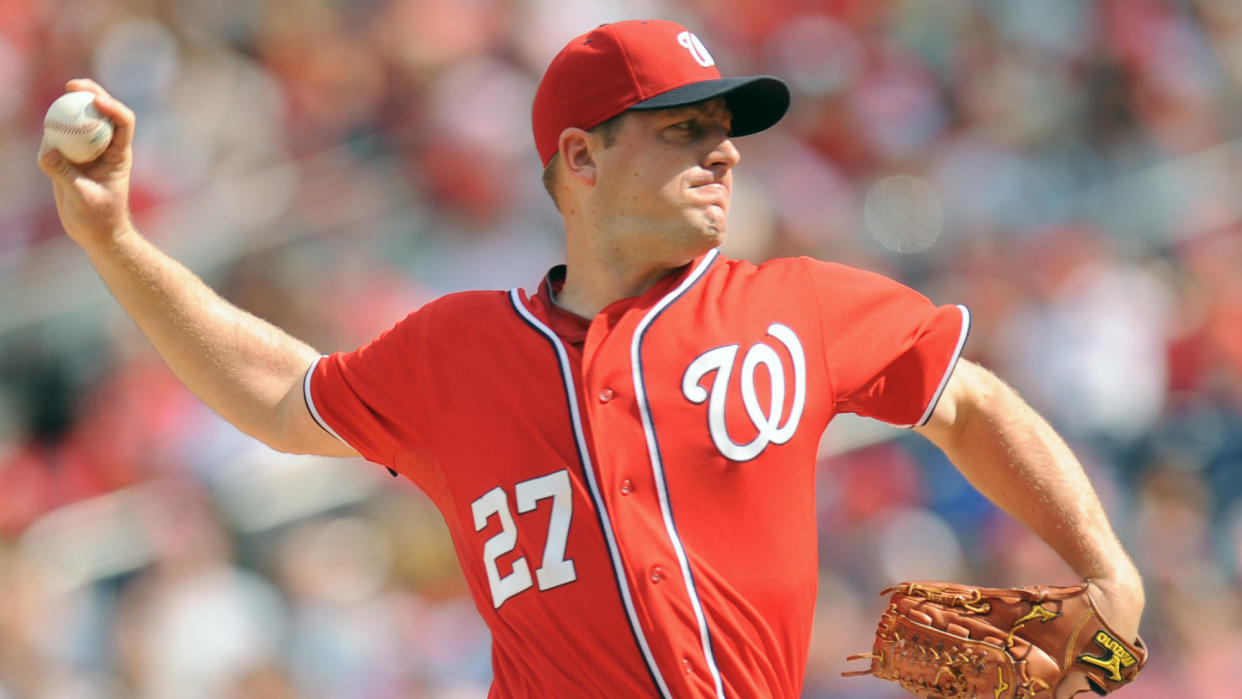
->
[[628, 75, 790, 137]]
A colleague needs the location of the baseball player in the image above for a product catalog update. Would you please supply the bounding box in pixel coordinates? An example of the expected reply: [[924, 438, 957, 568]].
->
[[39, 19, 1142, 699]]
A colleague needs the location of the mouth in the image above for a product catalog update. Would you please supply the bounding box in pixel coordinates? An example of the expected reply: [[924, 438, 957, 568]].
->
[[692, 182, 730, 206]]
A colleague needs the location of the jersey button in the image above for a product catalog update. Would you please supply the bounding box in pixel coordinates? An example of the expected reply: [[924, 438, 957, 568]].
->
[[682, 657, 694, 675], [649, 566, 664, 584], [620, 478, 634, 495], [598, 387, 615, 402]]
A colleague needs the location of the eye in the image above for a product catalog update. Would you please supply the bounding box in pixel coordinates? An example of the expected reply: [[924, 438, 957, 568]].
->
[[672, 119, 700, 134]]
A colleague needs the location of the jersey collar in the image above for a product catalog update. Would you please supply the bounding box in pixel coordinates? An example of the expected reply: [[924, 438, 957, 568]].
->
[[531, 253, 719, 346], [536, 265, 591, 348]]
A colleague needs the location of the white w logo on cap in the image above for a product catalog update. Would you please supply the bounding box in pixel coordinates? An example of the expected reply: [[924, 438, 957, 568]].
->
[[677, 31, 715, 68]]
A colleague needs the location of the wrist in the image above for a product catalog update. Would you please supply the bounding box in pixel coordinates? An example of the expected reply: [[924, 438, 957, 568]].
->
[[1089, 552, 1143, 588], [77, 216, 139, 255], [1085, 572, 1145, 644], [1088, 572, 1145, 604]]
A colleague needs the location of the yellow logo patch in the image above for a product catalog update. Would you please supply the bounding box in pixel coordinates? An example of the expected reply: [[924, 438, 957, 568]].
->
[[1012, 603, 1059, 627], [1077, 630, 1137, 681], [994, 667, 1010, 698]]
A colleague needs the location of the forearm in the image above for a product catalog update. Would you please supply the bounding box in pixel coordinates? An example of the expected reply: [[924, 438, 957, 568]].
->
[[37, 81, 345, 456], [83, 223, 319, 449], [924, 362, 1141, 590]]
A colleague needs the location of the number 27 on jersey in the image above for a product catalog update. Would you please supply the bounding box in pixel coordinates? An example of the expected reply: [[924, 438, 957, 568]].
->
[[471, 469, 578, 608]]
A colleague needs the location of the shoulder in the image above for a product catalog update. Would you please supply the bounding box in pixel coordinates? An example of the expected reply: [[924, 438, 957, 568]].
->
[[706, 254, 896, 292], [708, 256, 941, 330], [360, 289, 518, 352], [711, 254, 878, 278], [784, 256, 930, 302], [403, 289, 517, 327], [420, 288, 514, 312], [786, 256, 901, 285]]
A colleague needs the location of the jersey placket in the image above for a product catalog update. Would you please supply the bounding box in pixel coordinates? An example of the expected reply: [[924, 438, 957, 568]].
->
[[578, 256, 726, 699]]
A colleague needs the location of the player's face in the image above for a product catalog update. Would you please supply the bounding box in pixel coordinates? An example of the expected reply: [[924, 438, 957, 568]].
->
[[592, 98, 739, 263]]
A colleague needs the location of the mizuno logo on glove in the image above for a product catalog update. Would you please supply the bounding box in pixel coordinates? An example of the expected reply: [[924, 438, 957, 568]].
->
[[1078, 630, 1138, 681]]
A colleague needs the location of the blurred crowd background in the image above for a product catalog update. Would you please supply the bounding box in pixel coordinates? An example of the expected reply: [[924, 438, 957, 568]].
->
[[1, 0, 1240, 697]]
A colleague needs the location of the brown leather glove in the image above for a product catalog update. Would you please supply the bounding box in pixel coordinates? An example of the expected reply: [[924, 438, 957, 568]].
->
[[843, 581, 1147, 697]]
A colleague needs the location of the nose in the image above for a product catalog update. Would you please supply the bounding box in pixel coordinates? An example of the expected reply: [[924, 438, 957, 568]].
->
[[707, 130, 740, 174]]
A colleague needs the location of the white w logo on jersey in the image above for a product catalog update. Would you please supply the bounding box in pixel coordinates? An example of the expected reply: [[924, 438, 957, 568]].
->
[[681, 323, 806, 462]]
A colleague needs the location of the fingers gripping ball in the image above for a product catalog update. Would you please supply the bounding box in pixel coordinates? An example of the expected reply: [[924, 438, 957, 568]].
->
[[43, 91, 114, 164], [843, 582, 1148, 698]]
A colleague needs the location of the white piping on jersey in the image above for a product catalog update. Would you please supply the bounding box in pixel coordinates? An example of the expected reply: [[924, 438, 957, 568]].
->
[[630, 249, 728, 699], [909, 304, 972, 428], [304, 356, 349, 444], [507, 288, 674, 699]]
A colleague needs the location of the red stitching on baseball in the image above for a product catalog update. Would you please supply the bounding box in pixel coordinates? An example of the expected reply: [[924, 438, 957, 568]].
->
[[45, 119, 106, 136]]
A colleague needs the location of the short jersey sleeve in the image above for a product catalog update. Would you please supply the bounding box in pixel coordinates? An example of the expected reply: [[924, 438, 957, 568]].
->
[[801, 258, 970, 426], [304, 310, 431, 468]]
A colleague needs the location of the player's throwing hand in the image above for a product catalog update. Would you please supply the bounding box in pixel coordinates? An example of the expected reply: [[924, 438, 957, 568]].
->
[[37, 79, 137, 249]]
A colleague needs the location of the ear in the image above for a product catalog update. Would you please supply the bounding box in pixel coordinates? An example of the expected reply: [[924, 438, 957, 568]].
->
[[558, 128, 599, 186]]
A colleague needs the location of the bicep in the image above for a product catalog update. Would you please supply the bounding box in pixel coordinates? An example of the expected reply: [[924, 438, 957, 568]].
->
[[913, 358, 996, 453], [272, 362, 360, 457], [914, 357, 1071, 493]]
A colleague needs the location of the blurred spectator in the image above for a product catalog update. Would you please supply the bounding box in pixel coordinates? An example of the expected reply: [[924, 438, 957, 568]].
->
[[110, 478, 287, 699]]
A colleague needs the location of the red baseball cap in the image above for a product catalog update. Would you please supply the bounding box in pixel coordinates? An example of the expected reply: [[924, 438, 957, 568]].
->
[[532, 19, 790, 167]]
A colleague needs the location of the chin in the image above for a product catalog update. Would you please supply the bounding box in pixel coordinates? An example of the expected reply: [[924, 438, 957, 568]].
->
[[665, 209, 727, 258], [702, 213, 728, 242], [695, 227, 727, 254]]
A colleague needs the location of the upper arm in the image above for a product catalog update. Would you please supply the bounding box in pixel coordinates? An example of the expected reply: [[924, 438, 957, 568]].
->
[[801, 258, 971, 426], [272, 360, 360, 457], [913, 358, 997, 453], [293, 307, 438, 466]]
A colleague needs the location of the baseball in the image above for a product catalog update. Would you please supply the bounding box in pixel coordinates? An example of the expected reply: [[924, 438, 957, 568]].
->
[[43, 91, 114, 164]]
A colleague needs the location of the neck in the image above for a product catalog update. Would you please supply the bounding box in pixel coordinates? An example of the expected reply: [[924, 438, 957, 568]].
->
[[555, 233, 696, 318]]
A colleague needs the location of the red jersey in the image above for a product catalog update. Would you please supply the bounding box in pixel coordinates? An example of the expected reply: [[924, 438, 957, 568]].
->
[[305, 250, 969, 698]]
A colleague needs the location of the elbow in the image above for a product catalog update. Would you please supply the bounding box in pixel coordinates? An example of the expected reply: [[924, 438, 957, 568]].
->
[[263, 404, 319, 456], [262, 433, 310, 456], [235, 416, 306, 455]]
